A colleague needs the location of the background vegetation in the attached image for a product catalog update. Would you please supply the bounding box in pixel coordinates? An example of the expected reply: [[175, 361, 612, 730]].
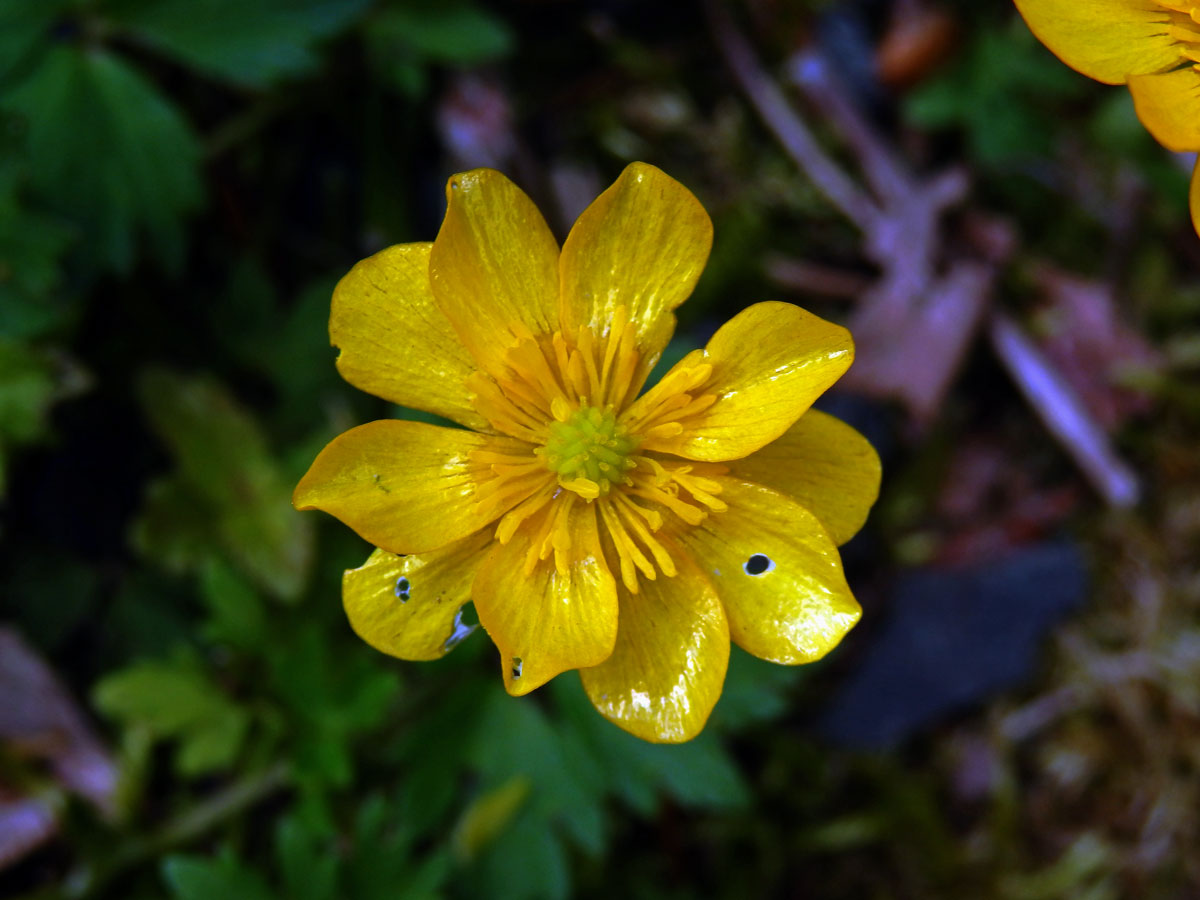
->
[[3, 0, 1199, 897]]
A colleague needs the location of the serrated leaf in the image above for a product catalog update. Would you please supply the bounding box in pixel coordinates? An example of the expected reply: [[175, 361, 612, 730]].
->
[[134, 368, 312, 600], [163, 851, 276, 900], [267, 625, 400, 787], [111, 0, 373, 87], [3, 47, 201, 272], [95, 659, 250, 775]]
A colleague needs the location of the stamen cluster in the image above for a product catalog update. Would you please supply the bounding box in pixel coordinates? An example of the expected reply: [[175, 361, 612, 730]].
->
[[539, 406, 638, 499], [466, 306, 727, 592]]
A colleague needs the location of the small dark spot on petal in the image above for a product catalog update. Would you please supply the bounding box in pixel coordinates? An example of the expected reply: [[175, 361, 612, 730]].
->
[[744, 553, 775, 576], [511, 657, 523, 678], [394, 576, 410, 602]]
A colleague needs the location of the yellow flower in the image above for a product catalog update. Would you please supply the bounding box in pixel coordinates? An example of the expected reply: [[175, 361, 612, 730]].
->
[[1014, 0, 1200, 235], [294, 163, 880, 743]]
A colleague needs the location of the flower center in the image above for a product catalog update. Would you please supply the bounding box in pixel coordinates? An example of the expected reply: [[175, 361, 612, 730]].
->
[[540, 405, 638, 499]]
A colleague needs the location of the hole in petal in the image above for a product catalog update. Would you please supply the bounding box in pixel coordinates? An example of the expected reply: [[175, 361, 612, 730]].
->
[[743, 553, 775, 576], [442, 608, 476, 652], [511, 657, 523, 679]]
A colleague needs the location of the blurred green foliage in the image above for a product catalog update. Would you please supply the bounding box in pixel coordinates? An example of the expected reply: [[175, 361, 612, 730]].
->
[[3, 0, 1199, 898]]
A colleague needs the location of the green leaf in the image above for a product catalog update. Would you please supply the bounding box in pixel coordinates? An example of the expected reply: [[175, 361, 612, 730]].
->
[[95, 658, 251, 775], [708, 644, 805, 731], [200, 559, 268, 651], [163, 851, 276, 900], [366, 0, 514, 95], [134, 368, 313, 600], [551, 676, 749, 815], [904, 23, 1087, 167], [473, 807, 570, 900], [0, 160, 74, 339], [468, 686, 607, 858], [0, 337, 87, 497], [345, 792, 452, 900], [110, 0, 373, 87], [0, 0, 72, 83], [373, 1, 514, 63], [267, 625, 401, 786], [275, 817, 339, 900], [3, 46, 202, 271], [452, 776, 531, 861]]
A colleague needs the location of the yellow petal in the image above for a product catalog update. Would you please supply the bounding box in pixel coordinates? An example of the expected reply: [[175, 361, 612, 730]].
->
[[1128, 65, 1200, 151], [294, 420, 529, 555], [1013, 0, 1183, 85], [580, 549, 729, 743], [472, 501, 618, 696], [628, 302, 853, 461], [726, 409, 881, 546], [429, 169, 561, 376], [559, 162, 713, 372], [342, 530, 492, 660], [1191, 158, 1200, 237], [330, 243, 487, 430], [676, 478, 861, 664]]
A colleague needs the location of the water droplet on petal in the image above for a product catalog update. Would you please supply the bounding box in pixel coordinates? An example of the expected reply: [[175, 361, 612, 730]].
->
[[743, 553, 775, 576], [394, 576, 410, 602], [511, 657, 523, 679]]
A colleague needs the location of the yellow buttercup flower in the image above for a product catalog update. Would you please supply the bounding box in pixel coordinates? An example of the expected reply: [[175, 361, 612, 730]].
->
[[294, 163, 880, 743], [1014, 0, 1200, 235]]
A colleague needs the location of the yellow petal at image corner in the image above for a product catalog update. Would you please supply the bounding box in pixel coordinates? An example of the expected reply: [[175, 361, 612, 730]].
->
[[343, 530, 492, 661], [580, 548, 729, 743], [558, 162, 713, 374], [727, 409, 881, 546], [1191, 157, 1200, 237], [1128, 65, 1200, 152], [1013, 0, 1183, 85], [632, 301, 853, 461], [330, 242, 487, 431], [472, 501, 619, 697], [429, 169, 561, 377], [294, 420, 530, 555], [676, 478, 860, 666]]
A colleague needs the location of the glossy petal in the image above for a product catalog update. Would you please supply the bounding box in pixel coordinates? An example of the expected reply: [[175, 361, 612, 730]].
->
[[330, 243, 487, 430], [559, 162, 713, 369], [676, 478, 861, 665], [631, 302, 853, 461], [473, 502, 618, 696], [580, 549, 729, 743], [1128, 65, 1200, 152], [342, 530, 492, 660], [429, 169, 561, 375], [1012, 0, 1183, 85], [726, 409, 881, 546], [293, 420, 528, 555]]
